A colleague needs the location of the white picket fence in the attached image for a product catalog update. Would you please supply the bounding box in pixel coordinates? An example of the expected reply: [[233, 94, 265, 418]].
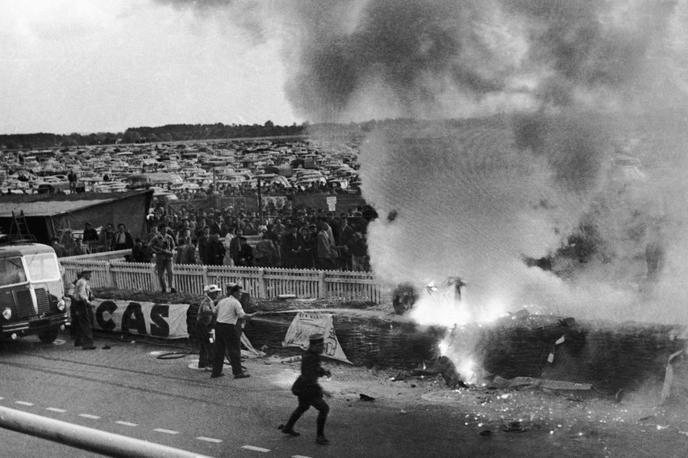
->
[[60, 258, 390, 304]]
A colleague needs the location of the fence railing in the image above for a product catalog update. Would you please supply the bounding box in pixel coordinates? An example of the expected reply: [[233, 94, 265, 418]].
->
[[59, 258, 390, 304]]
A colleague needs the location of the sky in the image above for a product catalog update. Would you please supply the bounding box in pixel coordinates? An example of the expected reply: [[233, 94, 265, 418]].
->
[[3, 0, 688, 135], [0, 0, 298, 134]]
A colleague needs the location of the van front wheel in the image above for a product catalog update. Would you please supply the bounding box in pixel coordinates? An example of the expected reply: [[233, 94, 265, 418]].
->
[[38, 328, 59, 344]]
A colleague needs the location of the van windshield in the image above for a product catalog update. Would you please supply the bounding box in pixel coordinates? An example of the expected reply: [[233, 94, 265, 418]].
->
[[24, 253, 61, 282], [0, 257, 28, 285]]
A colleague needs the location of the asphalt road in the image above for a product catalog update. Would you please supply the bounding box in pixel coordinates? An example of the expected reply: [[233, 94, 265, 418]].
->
[[1, 332, 687, 458]]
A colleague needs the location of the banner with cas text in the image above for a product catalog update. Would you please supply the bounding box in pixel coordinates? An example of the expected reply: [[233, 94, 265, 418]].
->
[[282, 311, 351, 364], [90, 299, 189, 339]]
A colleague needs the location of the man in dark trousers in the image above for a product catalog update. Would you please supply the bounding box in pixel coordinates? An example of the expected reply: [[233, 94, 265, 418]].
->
[[280, 333, 332, 445], [210, 283, 253, 379], [197, 284, 221, 370], [71, 270, 96, 350], [148, 224, 176, 293]]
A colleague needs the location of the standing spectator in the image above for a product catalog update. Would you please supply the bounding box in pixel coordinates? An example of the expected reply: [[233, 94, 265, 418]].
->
[[99, 223, 115, 251], [61, 229, 82, 256], [68, 169, 78, 193], [281, 225, 300, 268], [50, 237, 67, 258], [349, 231, 369, 271], [229, 228, 243, 265], [82, 222, 99, 247], [254, 232, 278, 267], [210, 284, 253, 379], [206, 233, 225, 266], [113, 223, 134, 251], [279, 333, 331, 445], [148, 224, 176, 293], [222, 228, 235, 266], [197, 226, 211, 265], [72, 270, 96, 350], [271, 218, 285, 237], [316, 222, 338, 270], [263, 224, 282, 265], [236, 237, 254, 267], [197, 284, 221, 370], [207, 216, 221, 235], [338, 217, 355, 270], [131, 238, 151, 263], [175, 237, 197, 265], [296, 226, 316, 269]]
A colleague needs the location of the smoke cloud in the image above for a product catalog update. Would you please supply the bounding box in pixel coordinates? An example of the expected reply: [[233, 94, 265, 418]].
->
[[159, 0, 688, 325]]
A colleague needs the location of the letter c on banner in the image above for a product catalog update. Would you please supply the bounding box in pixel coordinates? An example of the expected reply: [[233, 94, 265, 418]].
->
[[150, 305, 170, 338], [96, 301, 117, 331], [122, 302, 147, 335]]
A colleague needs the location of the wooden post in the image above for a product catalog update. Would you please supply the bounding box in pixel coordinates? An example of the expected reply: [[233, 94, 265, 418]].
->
[[318, 270, 326, 299], [150, 263, 158, 291], [202, 265, 209, 290], [258, 268, 266, 298], [106, 261, 116, 289]]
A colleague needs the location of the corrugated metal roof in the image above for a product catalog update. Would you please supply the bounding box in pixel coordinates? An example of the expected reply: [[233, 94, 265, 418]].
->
[[0, 198, 116, 217], [0, 190, 152, 218]]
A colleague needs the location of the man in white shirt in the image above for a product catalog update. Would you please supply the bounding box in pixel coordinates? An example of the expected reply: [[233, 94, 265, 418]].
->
[[210, 283, 253, 379]]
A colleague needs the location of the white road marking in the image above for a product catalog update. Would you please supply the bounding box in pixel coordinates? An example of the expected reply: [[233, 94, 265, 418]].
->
[[241, 445, 271, 453], [78, 414, 101, 420], [292, 455, 313, 458], [196, 436, 223, 444], [0, 397, 4, 400], [15, 401, 34, 406], [115, 421, 138, 427], [46, 407, 67, 413], [154, 428, 179, 435]]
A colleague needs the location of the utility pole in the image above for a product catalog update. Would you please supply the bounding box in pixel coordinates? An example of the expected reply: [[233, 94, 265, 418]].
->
[[257, 177, 263, 223]]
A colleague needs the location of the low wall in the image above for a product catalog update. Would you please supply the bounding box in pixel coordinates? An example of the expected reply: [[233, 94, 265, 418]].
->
[[244, 311, 443, 369]]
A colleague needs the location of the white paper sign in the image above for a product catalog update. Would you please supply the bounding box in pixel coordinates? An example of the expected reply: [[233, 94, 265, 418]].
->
[[282, 311, 351, 364]]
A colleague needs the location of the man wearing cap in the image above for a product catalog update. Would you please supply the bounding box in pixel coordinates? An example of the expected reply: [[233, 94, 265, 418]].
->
[[72, 270, 96, 350], [280, 333, 332, 445], [148, 223, 176, 293], [197, 284, 221, 370], [210, 283, 253, 379]]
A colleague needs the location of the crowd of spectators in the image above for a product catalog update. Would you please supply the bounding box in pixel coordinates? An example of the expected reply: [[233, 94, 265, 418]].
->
[[50, 222, 135, 257], [172, 180, 358, 201], [133, 203, 373, 272]]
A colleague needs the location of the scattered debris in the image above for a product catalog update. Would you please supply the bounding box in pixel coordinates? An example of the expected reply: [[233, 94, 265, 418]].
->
[[479, 430, 492, 437], [661, 349, 684, 404], [615, 389, 624, 403], [102, 345, 111, 350], [502, 421, 528, 433], [489, 376, 591, 392], [390, 371, 409, 381], [359, 393, 375, 402]]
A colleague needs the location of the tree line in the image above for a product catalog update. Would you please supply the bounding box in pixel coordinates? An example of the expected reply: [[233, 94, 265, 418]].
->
[[0, 121, 305, 150]]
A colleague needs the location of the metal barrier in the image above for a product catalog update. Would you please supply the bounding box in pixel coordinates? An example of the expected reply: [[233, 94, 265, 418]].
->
[[0, 405, 211, 458]]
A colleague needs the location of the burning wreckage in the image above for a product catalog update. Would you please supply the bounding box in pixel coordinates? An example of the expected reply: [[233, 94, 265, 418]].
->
[[391, 277, 687, 402]]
